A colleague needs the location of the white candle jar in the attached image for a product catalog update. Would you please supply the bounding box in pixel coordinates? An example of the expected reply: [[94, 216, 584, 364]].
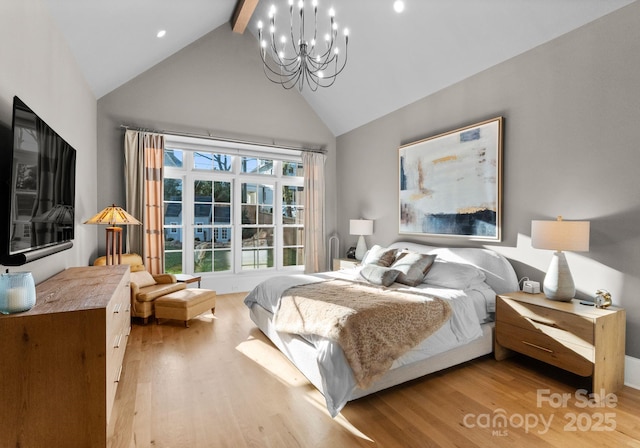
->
[[0, 272, 36, 314]]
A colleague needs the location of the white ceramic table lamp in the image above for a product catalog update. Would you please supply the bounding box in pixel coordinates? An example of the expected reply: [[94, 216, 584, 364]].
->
[[350, 219, 374, 261], [531, 216, 590, 301]]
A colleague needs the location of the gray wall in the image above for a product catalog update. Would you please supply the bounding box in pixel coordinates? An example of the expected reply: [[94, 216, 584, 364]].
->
[[0, 0, 98, 282], [97, 24, 337, 283], [337, 2, 640, 358]]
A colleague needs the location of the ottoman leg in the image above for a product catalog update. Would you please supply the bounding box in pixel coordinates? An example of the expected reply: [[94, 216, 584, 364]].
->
[[211, 307, 215, 315]]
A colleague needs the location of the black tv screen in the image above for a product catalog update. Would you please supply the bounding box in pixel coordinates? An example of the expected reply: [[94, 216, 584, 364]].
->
[[0, 96, 76, 265]]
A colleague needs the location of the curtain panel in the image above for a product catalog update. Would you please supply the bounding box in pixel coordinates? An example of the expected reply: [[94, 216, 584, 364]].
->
[[302, 151, 326, 273], [124, 130, 165, 274]]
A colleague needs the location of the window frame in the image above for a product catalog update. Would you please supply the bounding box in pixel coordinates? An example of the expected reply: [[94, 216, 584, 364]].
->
[[163, 136, 305, 277]]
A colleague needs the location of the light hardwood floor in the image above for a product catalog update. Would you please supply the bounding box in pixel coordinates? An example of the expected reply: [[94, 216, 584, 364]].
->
[[108, 293, 640, 448]]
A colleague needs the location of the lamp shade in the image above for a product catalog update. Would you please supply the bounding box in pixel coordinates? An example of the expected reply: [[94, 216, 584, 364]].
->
[[349, 219, 373, 236], [531, 216, 589, 252], [84, 204, 141, 226]]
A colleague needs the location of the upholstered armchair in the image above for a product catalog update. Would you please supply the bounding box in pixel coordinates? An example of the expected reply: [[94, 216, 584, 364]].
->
[[93, 253, 186, 323]]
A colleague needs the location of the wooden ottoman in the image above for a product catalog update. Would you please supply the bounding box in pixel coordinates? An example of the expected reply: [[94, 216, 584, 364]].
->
[[154, 288, 216, 327]]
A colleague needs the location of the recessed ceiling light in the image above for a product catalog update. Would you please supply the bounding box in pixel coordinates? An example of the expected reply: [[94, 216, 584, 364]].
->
[[393, 1, 405, 13], [157, 30, 167, 38]]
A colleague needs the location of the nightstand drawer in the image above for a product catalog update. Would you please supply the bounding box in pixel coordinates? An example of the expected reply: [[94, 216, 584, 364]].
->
[[496, 321, 594, 376], [497, 295, 594, 344]]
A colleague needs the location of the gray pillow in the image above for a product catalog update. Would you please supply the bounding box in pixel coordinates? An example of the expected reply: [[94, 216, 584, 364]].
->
[[390, 252, 437, 287], [360, 264, 401, 287]]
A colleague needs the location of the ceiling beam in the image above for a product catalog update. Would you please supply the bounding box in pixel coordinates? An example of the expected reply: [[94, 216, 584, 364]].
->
[[231, 0, 259, 34]]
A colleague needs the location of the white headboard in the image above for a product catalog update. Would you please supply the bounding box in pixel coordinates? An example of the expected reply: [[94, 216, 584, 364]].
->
[[388, 241, 519, 294]]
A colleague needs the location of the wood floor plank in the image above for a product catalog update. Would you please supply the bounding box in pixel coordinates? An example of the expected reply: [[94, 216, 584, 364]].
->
[[108, 293, 640, 447]]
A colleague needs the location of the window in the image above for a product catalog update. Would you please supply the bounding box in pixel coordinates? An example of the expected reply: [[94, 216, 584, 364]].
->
[[164, 176, 184, 273], [162, 140, 304, 277]]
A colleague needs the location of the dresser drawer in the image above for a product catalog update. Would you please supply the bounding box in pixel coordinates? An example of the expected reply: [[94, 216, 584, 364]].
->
[[105, 272, 130, 422], [497, 295, 594, 345]]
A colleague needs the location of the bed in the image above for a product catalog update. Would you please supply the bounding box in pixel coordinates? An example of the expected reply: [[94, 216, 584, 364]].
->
[[244, 241, 519, 417]]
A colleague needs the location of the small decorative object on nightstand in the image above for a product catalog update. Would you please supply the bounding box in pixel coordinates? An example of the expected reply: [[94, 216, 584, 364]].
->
[[595, 289, 612, 309], [495, 291, 626, 395], [333, 258, 359, 271]]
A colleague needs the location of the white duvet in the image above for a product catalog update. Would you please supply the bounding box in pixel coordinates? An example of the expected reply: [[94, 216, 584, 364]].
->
[[243, 268, 495, 416]]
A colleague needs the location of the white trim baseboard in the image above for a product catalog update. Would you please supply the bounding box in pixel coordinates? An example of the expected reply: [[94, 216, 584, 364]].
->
[[625, 356, 640, 390]]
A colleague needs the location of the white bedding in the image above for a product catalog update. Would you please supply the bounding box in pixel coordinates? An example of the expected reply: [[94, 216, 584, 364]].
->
[[243, 242, 519, 417], [244, 269, 494, 416]]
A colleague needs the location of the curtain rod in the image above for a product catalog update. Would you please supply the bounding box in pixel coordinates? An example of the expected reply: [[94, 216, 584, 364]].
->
[[119, 125, 327, 154]]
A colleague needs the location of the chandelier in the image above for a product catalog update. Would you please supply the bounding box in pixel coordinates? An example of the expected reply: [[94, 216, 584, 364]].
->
[[257, 0, 349, 91]]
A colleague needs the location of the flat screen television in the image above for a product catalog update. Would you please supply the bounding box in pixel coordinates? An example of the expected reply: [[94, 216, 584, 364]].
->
[[0, 96, 76, 266]]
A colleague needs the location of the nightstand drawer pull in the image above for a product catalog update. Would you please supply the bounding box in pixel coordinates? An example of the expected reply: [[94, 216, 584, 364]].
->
[[527, 317, 559, 329], [522, 340, 553, 353], [113, 303, 122, 314]]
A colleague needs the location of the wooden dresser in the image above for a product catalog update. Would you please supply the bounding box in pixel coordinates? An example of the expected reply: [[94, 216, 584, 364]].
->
[[495, 291, 626, 394], [0, 265, 131, 448]]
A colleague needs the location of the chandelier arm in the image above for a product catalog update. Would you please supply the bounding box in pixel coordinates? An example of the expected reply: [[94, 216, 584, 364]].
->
[[309, 6, 318, 54], [299, 2, 305, 49], [303, 64, 320, 92], [262, 54, 301, 78], [289, 4, 299, 58], [262, 62, 301, 90], [319, 52, 348, 81]]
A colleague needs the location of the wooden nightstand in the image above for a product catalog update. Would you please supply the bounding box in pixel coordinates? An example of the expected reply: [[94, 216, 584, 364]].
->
[[333, 258, 359, 270], [495, 291, 626, 394]]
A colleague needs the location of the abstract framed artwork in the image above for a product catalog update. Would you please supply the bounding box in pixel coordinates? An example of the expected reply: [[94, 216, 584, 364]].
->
[[399, 117, 503, 241]]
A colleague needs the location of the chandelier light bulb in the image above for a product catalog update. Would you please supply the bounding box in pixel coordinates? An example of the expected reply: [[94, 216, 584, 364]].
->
[[279, 51, 285, 58], [270, 25, 275, 33], [288, 0, 294, 5], [329, 8, 335, 17], [318, 71, 324, 78], [257, 20, 263, 29], [324, 33, 330, 41], [334, 47, 339, 55], [269, 5, 276, 17], [312, 0, 318, 7], [344, 28, 349, 36], [280, 35, 287, 44], [298, 0, 304, 8]]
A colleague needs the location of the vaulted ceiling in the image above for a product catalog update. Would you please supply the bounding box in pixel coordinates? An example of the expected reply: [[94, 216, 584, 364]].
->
[[43, 0, 634, 136]]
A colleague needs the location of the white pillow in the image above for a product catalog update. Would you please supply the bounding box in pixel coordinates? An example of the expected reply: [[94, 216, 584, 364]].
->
[[423, 260, 486, 289], [361, 245, 397, 267], [130, 270, 156, 288], [360, 264, 401, 287]]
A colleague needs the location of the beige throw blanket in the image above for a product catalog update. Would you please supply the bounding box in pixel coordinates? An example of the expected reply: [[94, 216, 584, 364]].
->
[[274, 279, 452, 389]]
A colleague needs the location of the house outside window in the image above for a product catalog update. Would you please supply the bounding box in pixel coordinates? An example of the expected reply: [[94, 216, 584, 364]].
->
[[162, 138, 304, 278]]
